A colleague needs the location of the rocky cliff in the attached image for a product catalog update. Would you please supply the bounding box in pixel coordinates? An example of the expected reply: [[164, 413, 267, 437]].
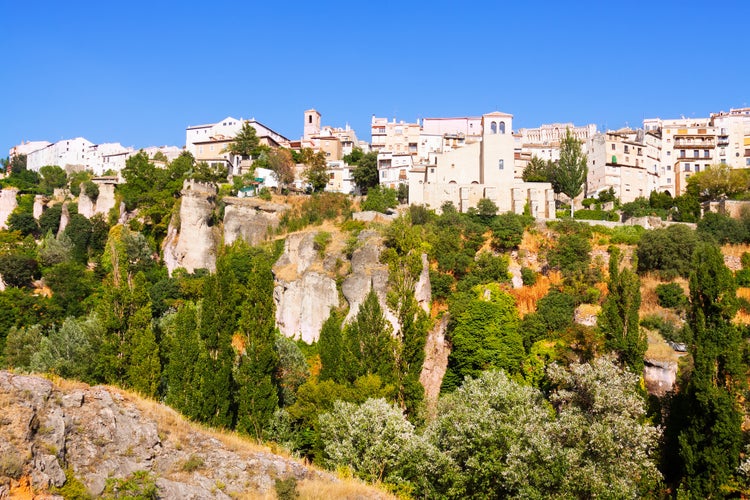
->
[[78, 181, 117, 219], [273, 228, 431, 343], [223, 197, 288, 247], [162, 180, 218, 275], [0, 371, 388, 499], [0, 188, 18, 230]]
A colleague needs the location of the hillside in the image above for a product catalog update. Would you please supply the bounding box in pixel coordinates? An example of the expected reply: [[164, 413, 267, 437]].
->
[[0, 371, 392, 499]]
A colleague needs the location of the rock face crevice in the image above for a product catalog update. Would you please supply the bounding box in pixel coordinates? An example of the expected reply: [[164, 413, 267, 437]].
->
[[223, 197, 288, 247], [162, 180, 218, 275], [0, 371, 340, 498]]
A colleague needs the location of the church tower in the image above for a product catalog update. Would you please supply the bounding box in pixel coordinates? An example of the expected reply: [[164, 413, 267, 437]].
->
[[479, 111, 515, 187], [303, 109, 321, 141]]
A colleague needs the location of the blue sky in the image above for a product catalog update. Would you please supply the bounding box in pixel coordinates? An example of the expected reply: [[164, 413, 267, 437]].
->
[[2, 0, 748, 155]]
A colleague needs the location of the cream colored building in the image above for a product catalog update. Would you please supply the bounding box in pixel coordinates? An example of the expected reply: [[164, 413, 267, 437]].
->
[[378, 152, 413, 189], [710, 108, 750, 169], [587, 130, 657, 203], [370, 116, 421, 155], [325, 160, 356, 194], [409, 112, 555, 218]]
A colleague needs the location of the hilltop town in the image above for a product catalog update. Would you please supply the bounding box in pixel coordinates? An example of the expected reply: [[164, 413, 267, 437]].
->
[[9, 106, 750, 217]]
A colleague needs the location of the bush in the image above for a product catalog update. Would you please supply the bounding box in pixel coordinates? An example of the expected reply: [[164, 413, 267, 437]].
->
[[574, 209, 618, 221], [490, 212, 529, 250], [697, 212, 748, 244], [636, 225, 698, 278], [361, 186, 397, 213], [655, 283, 686, 309], [521, 266, 537, 286], [547, 233, 591, 275], [275, 477, 299, 500], [181, 454, 204, 472], [736, 269, 750, 287], [742, 252, 750, 270], [82, 180, 99, 201], [257, 187, 272, 201], [640, 315, 683, 343], [7, 212, 39, 237], [430, 270, 454, 300], [313, 231, 332, 258], [609, 225, 645, 245]]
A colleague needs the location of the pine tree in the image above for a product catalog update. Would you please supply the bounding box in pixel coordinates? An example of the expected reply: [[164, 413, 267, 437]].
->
[[669, 243, 744, 496], [599, 247, 645, 373]]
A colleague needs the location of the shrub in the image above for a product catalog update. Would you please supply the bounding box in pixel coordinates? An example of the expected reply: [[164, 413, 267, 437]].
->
[[609, 225, 645, 245], [430, 270, 454, 301], [736, 269, 750, 287], [697, 212, 748, 244], [361, 186, 397, 213], [490, 212, 529, 250], [275, 477, 299, 500], [742, 252, 750, 270], [313, 231, 332, 258], [521, 266, 537, 286], [655, 283, 686, 309], [0, 454, 24, 479], [181, 454, 204, 472], [257, 187, 272, 201], [574, 209, 617, 221], [636, 224, 698, 278], [547, 233, 591, 275], [640, 314, 683, 343], [82, 180, 99, 201]]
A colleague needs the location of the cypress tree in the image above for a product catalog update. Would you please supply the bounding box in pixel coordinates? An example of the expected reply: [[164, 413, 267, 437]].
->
[[600, 247, 645, 373], [342, 289, 397, 385], [235, 249, 279, 438], [671, 243, 744, 496], [318, 309, 345, 382], [163, 302, 204, 419]]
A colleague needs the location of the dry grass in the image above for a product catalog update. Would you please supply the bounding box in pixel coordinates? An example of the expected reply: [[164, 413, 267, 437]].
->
[[509, 272, 561, 317], [721, 243, 750, 260], [645, 330, 680, 364], [639, 273, 688, 319], [519, 230, 552, 262], [297, 477, 396, 500]]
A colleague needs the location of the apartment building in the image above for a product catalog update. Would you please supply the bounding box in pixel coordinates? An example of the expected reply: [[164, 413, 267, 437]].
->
[[370, 116, 421, 155], [710, 108, 750, 169], [587, 130, 657, 203]]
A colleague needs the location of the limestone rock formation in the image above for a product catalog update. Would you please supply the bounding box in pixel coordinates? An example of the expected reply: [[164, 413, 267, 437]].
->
[[420, 314, 450, 415], [274, 232, 339, 343], [162, 180, 218, 275], [0, 371, 387, 499], [223, 197, 288, 247], [33, 195, 47, 220], [341, 231, 399, 332], [78, 180, 117, 219], [57, 202, 70, 237], [0, 188, 18, 230], [643, 359, 678, 396]]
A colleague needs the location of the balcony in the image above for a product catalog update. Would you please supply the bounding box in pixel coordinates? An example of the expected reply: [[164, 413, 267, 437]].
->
[[674, 139, 715, 148]]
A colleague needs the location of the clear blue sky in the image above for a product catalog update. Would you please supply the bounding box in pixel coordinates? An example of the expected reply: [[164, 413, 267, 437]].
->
[[2, 0, 748, 155]]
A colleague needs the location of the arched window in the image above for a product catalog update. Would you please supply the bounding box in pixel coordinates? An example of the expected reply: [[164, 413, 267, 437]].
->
[[490, 122, 497, 134], [499, 121, 506, 134]]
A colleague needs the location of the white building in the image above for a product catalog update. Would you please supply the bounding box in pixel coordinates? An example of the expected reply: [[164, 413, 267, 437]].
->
[[26, 137, 95, 172], [185, 116, 289, 158]]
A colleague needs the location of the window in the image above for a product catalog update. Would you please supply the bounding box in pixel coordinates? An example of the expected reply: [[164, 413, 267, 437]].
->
[[693, 150, 699, 158], [680, 150, 686, 158], [499, 121, 506, 134], [611, 144, 616, 151], [667, 165, 671, 171], [704, 150, 709, 158], [309, 115, 312, 124], [490, 122, 497, 134], [624, 145, 630, 154], [667, 178, 672, 184], [684, 163, 690, 172], [667, 151, 671, 156], [695, 165, 701, 172], [498, 159, 504, 170]]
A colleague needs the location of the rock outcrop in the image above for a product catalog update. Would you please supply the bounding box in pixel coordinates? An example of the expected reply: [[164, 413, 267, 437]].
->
[[223, 197, 288, 247], [33, 195, 47, 220], [274, 233, 339, 343], [0, 188, 18, 230], [57, 202, 70, 237], [420, 314, 450, 415], [78, 180, 117, 219], [643, 359, 678, 396], [0, 371, 388, 499], [162, 180, 218, 275]]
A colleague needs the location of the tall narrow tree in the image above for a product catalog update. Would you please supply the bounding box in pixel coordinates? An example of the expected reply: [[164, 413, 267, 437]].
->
[[556, 128, 588, 216]]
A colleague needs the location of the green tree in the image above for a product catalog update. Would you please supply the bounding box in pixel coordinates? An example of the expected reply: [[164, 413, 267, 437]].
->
[[2, 325, 43, 369], [39, 165, 68, 195], [0, 252, 40, 288], [342, 290, 397, 385], [361, 186, 398, 213], [318, 309, 345, 382], [636, 224, 698, 278], [668, 243, 744, 497], [522, 155, 553, 182], [162, 302, 204, 419], [347, 150, 379, 194], [599, 247, 645, 372], [38, 204, 63, 236], [7, 212, 39, 237], [227, 122, 260, 158], [44, 261, 94, 317], [555, 128, 588, 216], [30, 317, 94, 381], [442, 284, 523, 392], [300, 148, 329, 192]]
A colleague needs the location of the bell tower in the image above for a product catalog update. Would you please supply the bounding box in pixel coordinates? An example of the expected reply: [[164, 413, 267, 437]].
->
[[480, 111, 514, 187], [304, 109, 321, 141]]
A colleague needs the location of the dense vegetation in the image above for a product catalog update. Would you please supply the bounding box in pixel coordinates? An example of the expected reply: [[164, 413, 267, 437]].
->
[[3, 153, 750, 497]]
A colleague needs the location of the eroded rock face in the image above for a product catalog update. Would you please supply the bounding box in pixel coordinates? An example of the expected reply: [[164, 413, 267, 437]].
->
[[223, 197, 287, 247], [33, 195, 46, 220], [0, 188, 18, 230], [274, 233, 339, 343], [0, 371, 350, 498], [644, 359, 678, 396], [420, 314, 450, 415], [79, 182, 117, 219], [162, 181, 217, 275], [57, 202, 70, 237]]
